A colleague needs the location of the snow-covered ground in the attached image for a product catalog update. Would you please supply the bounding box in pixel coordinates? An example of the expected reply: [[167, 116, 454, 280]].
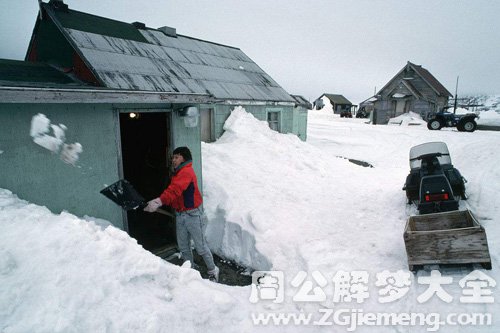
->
[[1, 106, 500, 332], [455, 107, 500, 126]]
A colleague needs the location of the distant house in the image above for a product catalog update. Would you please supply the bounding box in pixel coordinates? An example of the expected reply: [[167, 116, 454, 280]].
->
[[356, 96, 376, 118], [368, 61, 453, 124], [314, 94, 353, 115], [0, 0, 306, 255]]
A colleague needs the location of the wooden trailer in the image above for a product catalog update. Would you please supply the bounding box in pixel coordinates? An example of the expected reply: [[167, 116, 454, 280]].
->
[[404, 210, 492, 271]]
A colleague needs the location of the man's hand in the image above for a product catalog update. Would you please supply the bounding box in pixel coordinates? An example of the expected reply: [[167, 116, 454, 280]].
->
[[144, 198, 162, 212]]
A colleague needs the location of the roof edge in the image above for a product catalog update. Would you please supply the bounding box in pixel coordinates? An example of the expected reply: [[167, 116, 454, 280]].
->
[[408, 62, 453, 97], [0, 85, 215, 104]]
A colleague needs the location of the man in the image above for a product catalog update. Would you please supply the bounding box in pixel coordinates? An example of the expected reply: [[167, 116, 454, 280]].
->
[[144, 146, 219, 282]]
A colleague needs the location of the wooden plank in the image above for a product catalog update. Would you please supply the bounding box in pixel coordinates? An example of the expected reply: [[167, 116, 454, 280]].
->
[[405, 228, 490, 259], [406, 210, 478, 232]]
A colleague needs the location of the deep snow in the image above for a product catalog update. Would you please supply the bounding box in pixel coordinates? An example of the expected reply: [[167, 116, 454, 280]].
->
[[1, 103, 500, 332]]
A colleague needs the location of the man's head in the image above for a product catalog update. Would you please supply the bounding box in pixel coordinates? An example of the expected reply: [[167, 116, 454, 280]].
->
[[172, 146, 192, 168]]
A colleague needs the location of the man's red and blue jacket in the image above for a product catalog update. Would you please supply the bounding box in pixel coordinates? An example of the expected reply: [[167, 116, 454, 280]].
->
[[159, 161, 202, 212]]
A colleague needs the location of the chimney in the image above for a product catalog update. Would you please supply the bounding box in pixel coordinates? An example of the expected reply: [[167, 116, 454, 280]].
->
[[132, 22, 147, 29], [48, 0, 69, 12], [158, 26, 177, 38]]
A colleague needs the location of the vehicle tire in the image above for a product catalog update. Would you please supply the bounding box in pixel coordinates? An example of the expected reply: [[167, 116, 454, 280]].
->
[[461, 120, 477, 132], [427, 119, 442, 130]]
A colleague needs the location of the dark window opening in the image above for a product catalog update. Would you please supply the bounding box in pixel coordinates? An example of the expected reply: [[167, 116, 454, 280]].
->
[[267, 111, 280, 132]]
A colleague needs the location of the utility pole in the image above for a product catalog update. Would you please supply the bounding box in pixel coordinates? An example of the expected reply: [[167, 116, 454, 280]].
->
[[453, 76, 459, 114]]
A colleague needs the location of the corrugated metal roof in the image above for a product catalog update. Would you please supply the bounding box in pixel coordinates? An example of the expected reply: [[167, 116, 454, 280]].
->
[[411, 64, 453, 97], [46, 4, 148, 43], [377, 62, 453, 99], [290, 94, 312, 109], [44, 3, 293, 102]]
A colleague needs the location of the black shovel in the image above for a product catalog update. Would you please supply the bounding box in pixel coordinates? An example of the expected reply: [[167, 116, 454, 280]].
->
[[100, 179, 174, 218]]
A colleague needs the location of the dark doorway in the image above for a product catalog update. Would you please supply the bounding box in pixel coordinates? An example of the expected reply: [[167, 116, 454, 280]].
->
[[119, 112, 176, 254]]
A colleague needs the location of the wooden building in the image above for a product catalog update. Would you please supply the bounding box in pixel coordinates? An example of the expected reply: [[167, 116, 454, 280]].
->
[[357, 96, 376, 118], [0, 0, 306, 254], [369, 61, 453, 124], [314, 94, 353, 115]]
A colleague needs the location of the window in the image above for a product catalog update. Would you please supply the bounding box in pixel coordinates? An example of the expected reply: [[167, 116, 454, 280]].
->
[[267, 111, 280, 132]]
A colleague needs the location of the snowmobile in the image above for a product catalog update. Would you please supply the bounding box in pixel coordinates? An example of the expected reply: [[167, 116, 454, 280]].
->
[[402, 142, 467, 214]]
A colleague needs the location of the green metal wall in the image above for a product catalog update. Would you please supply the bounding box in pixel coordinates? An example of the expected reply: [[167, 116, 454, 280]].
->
[[293, 107, 308, 141], [0, 103, 123, 227], [0, 102, 205, 229], [171, 110, 203, 193]]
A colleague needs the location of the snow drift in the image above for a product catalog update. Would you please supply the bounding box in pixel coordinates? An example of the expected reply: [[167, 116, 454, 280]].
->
[[0, 189, 248, 333], [2, 105, 500, 332]]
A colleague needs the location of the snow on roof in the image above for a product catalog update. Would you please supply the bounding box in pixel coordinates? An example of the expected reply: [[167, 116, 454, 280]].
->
[[320, 93, 352, 105], [392, 93, 406, 98], [41, 3, 293, 102]]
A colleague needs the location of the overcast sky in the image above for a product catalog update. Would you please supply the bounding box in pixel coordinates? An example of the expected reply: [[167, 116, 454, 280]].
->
[[1, 0, 499, 103]]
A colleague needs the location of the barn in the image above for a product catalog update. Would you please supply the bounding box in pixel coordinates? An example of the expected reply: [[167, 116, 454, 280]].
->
[[0, 0, 305, 255], [368, 61, 453, 124]]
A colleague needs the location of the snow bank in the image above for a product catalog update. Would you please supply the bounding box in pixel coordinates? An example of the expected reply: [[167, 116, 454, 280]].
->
[[203, 107, 500, 331], [455, 107, 500, 126], [0, 189, 248, 333], [451, 94, 500, 126], [203, 107, 408, 277], [202, 106, 333, 270], [477, 110, 500, 126], [388, 111, 427, 126], [2, 104, 500, 332]]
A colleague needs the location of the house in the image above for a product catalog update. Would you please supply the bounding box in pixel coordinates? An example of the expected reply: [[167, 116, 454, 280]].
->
[[314, 94, 354, 116], [26, 0, 304, 141], [368, 61, 453, 124], [0, 58, 216, 254], [0, 0, 304, 254], [357, 96, 376, 118]]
